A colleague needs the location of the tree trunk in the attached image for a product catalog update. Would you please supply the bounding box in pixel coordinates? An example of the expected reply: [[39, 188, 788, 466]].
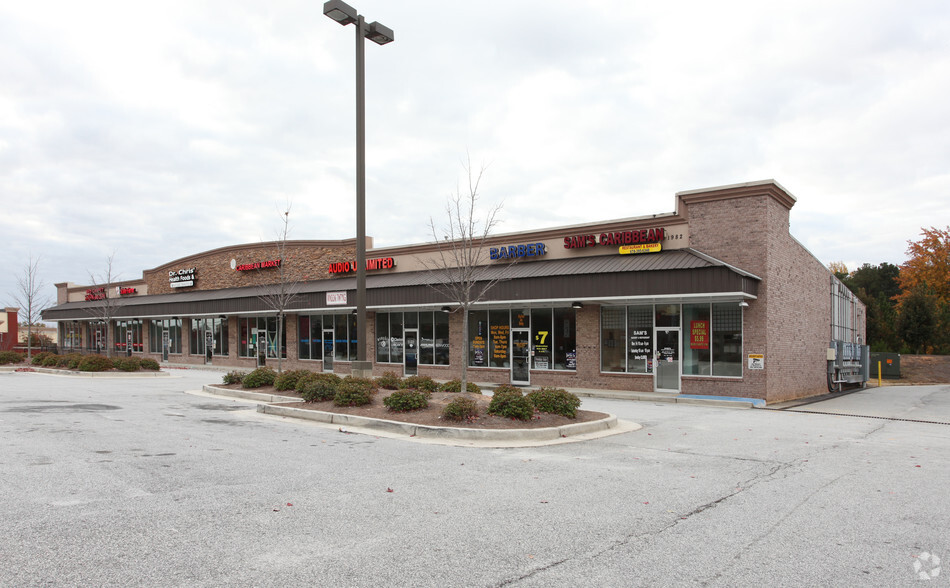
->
[[460, 305, 469, 393]]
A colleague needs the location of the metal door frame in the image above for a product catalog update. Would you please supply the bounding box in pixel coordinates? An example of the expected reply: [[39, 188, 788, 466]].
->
[[404, 328, 419, 376], [510, 328, 531, 386], [654, 328, 681, 392], [322, 328, 335, 372]]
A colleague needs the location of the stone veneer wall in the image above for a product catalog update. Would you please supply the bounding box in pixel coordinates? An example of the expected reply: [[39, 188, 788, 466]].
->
[[144, 242, 359, 295]]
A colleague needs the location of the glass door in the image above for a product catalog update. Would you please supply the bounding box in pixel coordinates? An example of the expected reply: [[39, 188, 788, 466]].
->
[[655, 329, 681, 392], [404, 329, 418, 376], [322, 329, 334, 372], [511, 328, 530, 386]]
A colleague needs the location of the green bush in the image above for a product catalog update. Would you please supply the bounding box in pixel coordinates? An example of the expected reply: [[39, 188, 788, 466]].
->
[[139, 358, 160, 371], [41, 354, 60, 367], [375, 371, 403, 390], [400, 375, 438, 393], [333, 376, 377, 407], [242, 367, 277, 389], [222, 370, 245, 385], [31, 351, 55, 366], [442, 395, 480, 421], [112, 357, 142, 372], [78, 355, 113, 372], [383, 389, 429, 412], [488, 388, 534, 421], [0, 351, 24, 365], [438, 379, 482, 394], [299, 373, 341, 402], [65, 354, 83, 369], [274, 369, 310, 391], [526, 387, 581, 418]]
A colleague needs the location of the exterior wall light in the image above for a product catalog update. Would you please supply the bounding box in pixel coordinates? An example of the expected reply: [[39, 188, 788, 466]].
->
[[441, 306, 451, 313], [572, 302, 584, 309], [739, 301, 750, 308]]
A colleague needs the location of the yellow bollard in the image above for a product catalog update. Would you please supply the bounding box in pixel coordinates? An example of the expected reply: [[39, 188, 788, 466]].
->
[[878, 361, 882, 387]]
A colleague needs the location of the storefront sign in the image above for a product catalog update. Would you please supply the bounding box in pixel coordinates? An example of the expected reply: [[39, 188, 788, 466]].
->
[[328, 257, 396, 274], [690, 320, 709, 350], [564, 228, 665, 250], [628, 329, 651, 361], [235, 259, 281, 271], [489, 243, 547, 260], [169, 267, 197, 288], [748, 354, 765, 370], [326, 291, 347, 305], [491, 324, 509, 361], [619, 243, 662, 255], [85, 287, 106, 301], [118, 287, 137, 295]]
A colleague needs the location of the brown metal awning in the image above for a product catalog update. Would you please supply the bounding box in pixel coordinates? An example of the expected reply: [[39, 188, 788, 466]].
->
[[42, 248, 759, 321]]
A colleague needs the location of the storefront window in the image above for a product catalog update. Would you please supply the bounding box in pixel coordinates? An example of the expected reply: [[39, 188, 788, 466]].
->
[[190, 318, 228, 356], [553, 308, 577, 371], [376, 313, 389, 363], [311, 316, 323, 360], [238, 317, 284, 359], [469, 310, 488, 367], [712, 303, 742, 376], [149, 319, 181, 354], [61, 322, 82, 350], [601, 307, 626, 372], [627, 305, 653, 374], [490, 309, 511, 368], [114, 320, 143, 354], [532, 310, 552, 370], [389, 313, 404, 364], [434, 311, 449, 365], [419, 312, 434, 365], [299, 316, 311, 360], [655, 304, 680, 327], [334, 315, 349, 361], [683, 305, 711, 375]]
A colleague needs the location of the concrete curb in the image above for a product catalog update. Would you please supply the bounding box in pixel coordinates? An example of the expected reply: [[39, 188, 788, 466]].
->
[[202, 385, 299, 404], [202, 384, 633, 446], [0, 366, 169, 377], [571, 388, 760, 408], [257, 402, 620, 442]]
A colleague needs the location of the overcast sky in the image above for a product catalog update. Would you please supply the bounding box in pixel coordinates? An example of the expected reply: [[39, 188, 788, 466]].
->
[[2, 0, 949, 316]]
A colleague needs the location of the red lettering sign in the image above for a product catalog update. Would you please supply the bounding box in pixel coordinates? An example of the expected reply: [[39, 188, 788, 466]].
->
[[690, 320, 709, 350], [329, 257, 396, 274]]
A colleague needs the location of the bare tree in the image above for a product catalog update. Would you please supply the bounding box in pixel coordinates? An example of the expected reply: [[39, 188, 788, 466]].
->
[[12, 253, 52, 360], [419, 160, 507, 394], [257, 205, 301, 373], [86, 252, 126, 357]]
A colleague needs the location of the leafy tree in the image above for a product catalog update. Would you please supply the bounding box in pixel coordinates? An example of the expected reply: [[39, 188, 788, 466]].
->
[[897, 287, 937, 354], [827, 261, 849, 282], [896, 227, 950, 309]]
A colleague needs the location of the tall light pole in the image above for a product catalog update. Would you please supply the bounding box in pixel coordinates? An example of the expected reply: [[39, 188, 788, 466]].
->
[[323, 0, 393, 377]]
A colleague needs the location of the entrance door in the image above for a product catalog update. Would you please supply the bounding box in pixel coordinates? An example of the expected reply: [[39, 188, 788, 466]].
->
[[511, 328, 530, 386], [655, 329, 681, 392], [404, 329, 418, 376], [322, 329, 334, 372]]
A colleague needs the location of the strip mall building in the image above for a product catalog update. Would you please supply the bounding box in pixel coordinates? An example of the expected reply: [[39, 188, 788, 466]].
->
[[43, 181, 866, 403]]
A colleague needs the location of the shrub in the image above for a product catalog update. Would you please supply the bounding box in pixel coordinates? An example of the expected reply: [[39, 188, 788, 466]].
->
[[222, 370, 245, 385], [31, 351, 55, 366], [442, 396, 480, 421], [383, 389, 429, 412], [78, 355, 113, 372], [333, 376, 377, 407], [139, 358, 160, 371], [0, 351, 24, 365], [274, 369, 310, 391], [488, 387, 534, 421], [399, 375, 438, 393], [438, 379, 482, 394], [526, 387, 581, 418], [375, 371, 403, 390], [112, 357, 142, 372], [242, 367, 277, 389], [41, 354, 60, 367], [64, 354, 83, 370], [299, 373, 341, 402]]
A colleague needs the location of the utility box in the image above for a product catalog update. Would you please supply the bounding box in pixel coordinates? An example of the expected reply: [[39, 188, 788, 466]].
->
[[870, 352, 901, 379]]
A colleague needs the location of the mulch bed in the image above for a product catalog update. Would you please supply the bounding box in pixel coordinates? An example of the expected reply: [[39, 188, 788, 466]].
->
[[216, 383, 607, 430]]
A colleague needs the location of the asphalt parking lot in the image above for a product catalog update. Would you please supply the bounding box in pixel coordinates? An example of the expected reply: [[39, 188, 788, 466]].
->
[[2, 369, 948, 586]]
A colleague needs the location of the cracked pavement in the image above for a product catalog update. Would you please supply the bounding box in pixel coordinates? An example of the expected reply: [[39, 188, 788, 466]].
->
[[2, 370, 948, 586]]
